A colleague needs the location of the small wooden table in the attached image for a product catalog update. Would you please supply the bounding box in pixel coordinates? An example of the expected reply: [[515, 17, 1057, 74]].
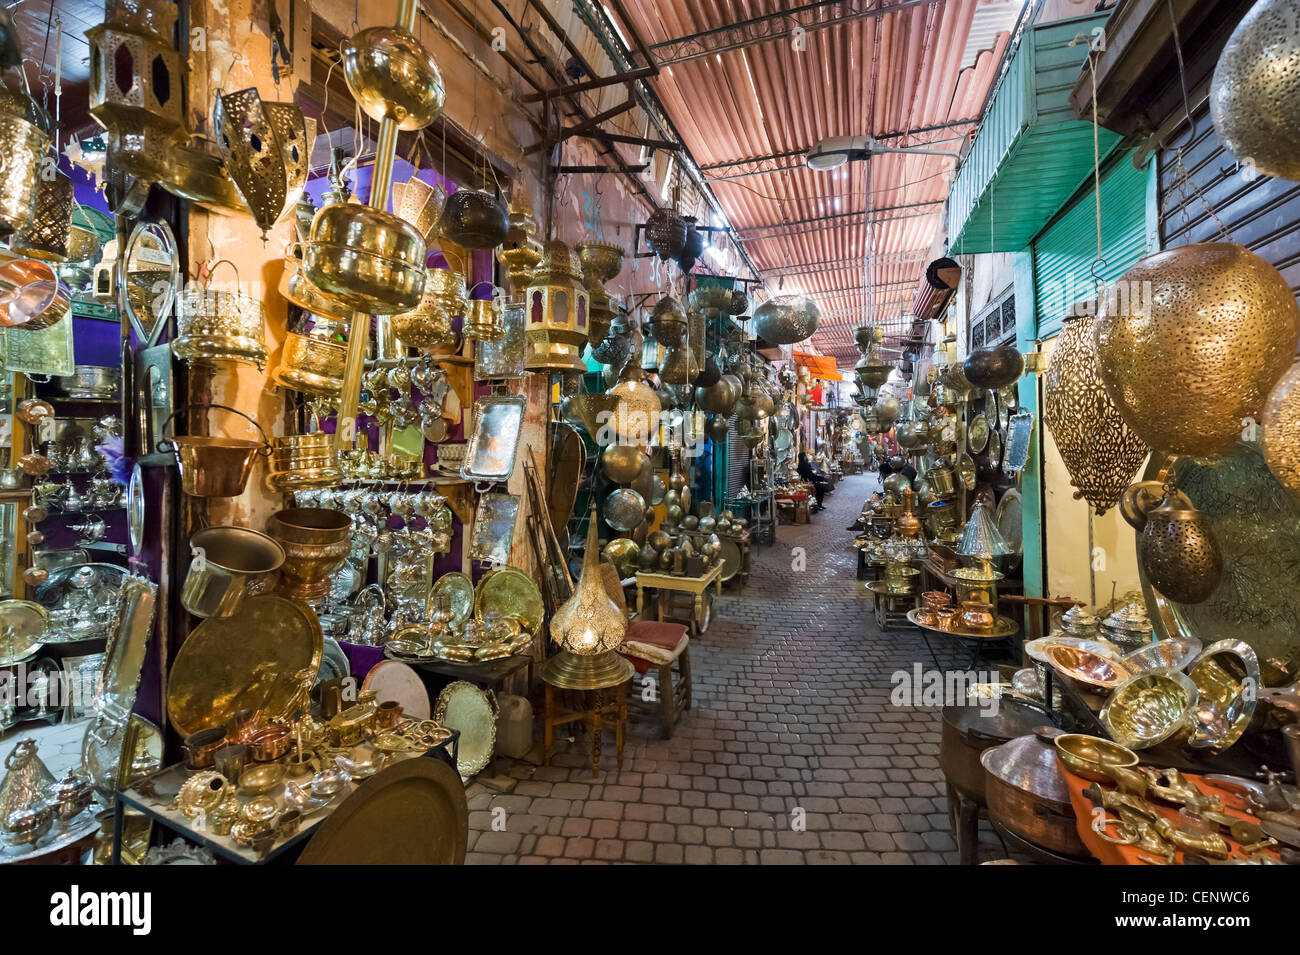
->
[[542, 681, 627, 778], [635, 563, 725, 635]]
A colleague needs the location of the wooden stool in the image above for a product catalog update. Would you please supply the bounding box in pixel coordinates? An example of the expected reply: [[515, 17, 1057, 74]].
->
[[542, 681, 627, 778], [619, 624, 692, 738]]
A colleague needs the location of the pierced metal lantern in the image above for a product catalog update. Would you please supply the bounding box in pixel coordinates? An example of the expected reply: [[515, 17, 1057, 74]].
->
[[0, 97, 49, 237], [753, 294, 820, 345], [1094, 242, 1300, 456], [543, 506, 634, 691], [1210, 0, 1300, 182], [1043, 316, 1149, 514], [645, 208, 686, 260], [608, 357, 662, 445], [391, 175, 445, 245], [214, 89, 310, 238], [1262, 359, 1300, 496], [577, 240, 623, 344], [649, 295, 687, 347], [524, 241, 590, 372], [86, 0, 186, 185], [11, 172, 74, 262], [441, 189, 508, 249]]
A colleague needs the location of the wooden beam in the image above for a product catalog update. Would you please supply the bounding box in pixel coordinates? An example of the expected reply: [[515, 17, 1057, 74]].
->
[[521, 66, 659, 103]]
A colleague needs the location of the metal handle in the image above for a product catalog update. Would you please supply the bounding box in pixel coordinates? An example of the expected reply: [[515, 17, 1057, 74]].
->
[[157, 404, 272, 455]]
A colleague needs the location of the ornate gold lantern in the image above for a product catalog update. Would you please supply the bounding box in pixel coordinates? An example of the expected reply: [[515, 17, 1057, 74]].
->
[[497, 189, 542, 296], [1094, 243, 1300, 456], [1262, 359, 1300, 496], [524, 240, 590, 372], [86, 0, 187, 186], [0, 101, 49, 237], [1043, 316, 1149, 514], [11, 172, 73, 262], [542, 507, 634, 690], [213, 89, 310, 239], [464, 296, 505, 343], [607, 356, 662, 445], [1210, 0, 1300, 182], [577, 240, 624, 344]]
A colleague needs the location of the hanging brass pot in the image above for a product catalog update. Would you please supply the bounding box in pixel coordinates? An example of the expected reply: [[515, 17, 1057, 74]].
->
[[1121, 480, 1223, 605], [1210, 0, 1300, 182], [304, 203, 427, 315], [440, 189, 508, 249], [341, 25, 446, 130], [752, 295, 820, 345], [1043, 316, 1149, 515], [963, 343, 1023, 390], [1094, 243, 1300, 456]]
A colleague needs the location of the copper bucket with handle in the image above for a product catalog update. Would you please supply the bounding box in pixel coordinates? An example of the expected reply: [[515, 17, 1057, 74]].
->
[[158, 404, 271, 497]]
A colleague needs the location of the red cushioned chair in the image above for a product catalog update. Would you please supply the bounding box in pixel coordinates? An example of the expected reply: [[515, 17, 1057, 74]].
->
[[600, 562, 692, 738]]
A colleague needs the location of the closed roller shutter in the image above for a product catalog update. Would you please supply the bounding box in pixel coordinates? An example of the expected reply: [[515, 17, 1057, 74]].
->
[[726, 415, 749, 500], [1033, 154, 1152, 337], [1159, 100, 1300, 295]]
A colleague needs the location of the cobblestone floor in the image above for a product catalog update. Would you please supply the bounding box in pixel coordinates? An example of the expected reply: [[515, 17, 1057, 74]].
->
[[466, 472, 1010, 864]]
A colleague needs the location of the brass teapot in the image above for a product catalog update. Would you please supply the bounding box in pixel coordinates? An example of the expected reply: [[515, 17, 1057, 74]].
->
[[1121, 480, 1223, 605]]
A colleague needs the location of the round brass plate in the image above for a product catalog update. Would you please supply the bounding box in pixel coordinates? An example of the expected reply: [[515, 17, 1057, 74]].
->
[[0, 600, 47, 664], [295, 757, 467, 865], [474, 567, 544, 636], [431, 572, 474, 628], [167, 595, 323, 737]]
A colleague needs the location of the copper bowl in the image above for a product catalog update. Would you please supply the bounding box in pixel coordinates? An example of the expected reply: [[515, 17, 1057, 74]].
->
[[182, 727, 228, 770], [272, 331, 347, 398], [0, 259, 69, 330], [266, 507, 352, 600], [1053, 733, 1139, 782], [1047, 643, 1132, 692], [246, 724, 293, 762]]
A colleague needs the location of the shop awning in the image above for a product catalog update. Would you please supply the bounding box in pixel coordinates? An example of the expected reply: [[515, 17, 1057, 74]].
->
[[792, 352, 841, 381]]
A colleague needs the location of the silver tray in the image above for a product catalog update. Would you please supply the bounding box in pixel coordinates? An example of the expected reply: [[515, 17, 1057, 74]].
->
[[468, 492, 520, 565], [1002, 412, 1034, 475], [460, 394, 525, 485]]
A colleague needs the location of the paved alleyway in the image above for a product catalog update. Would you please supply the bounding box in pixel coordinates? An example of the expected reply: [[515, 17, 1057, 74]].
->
[[466, 472, 1002, 864]]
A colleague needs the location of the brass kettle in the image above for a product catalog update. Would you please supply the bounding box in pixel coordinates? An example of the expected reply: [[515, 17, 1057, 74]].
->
[[1121, 480, 1223, 604]]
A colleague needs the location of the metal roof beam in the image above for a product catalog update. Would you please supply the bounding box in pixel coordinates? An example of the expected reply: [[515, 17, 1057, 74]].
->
[[763, 249, 929, 277], [738, 201, 944, 241], [650, 0, 942, 67]]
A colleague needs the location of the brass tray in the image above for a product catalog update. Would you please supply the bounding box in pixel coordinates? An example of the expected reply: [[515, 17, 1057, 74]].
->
[[1141, 443, 1300, 686], [434, 680, 497, 778], [167, 595, 323, 737], [474, 566, 544, 635], [295, 757, 467, 865], [718, 537, 742, 582], [968, 414, 989, 453], [430, 572, 474, 628]]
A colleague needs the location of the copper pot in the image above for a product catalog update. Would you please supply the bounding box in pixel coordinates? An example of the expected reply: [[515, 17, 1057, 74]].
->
[[266, 507, 352, 600], [981, 732, 1090, 860], [941, 699, 1055, 804], [158, 404, 271, 498]]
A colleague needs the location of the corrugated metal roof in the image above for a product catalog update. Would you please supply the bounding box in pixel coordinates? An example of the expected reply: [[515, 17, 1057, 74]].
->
[[614, 0, 1016, 365]]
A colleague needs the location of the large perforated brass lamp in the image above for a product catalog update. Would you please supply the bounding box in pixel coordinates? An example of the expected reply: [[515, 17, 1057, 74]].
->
[[543, 509, 635, 690], [524, 240, 590, 372]]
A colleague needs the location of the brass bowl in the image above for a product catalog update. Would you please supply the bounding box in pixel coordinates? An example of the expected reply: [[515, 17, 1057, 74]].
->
[[266, 507, 353, 600], [305, 204, 426, 315], [576, 240, 624, 286], [1047, 643, 1133, 692], [174, 287, 268, 368], [1053, 733, 1139, 782], [272, 331, 347, 398], [341, 26, 445, 130], [1121, 636, 1202, 674], [1185, 639, 1260, 752], [1100, 667, 1199, 750], [279, 247, 352, 322], [391, 269, 456, 348]]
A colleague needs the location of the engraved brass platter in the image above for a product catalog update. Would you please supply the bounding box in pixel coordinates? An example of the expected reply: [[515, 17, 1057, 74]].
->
[[295, 757, 466, 865], [430, 572, 473, 628], [1140, 442, 1300, 686], [167, 595, 323, 737], [474, 566, 544, 636]]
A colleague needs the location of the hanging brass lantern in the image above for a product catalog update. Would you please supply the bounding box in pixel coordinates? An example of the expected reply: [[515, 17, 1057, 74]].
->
[[649, 296, 687, 346], [341, 25, 446, 130], [441, 189, 508, 249], [10, 172, 73, 262], [752, 294, 820, 345], [523, 241, 590, 372], [1094, 243, 1300, 457], [645, 208, 686, 260], [463, 297, 505, 343], [1043, 317, 1150, 514], [1121, 481, 1224, 605], [213, 89, 310, 238], [86, 0, 187, 186], [658, 344, 699, 385], [391, 175, 445, 245], [1210, 0, 1300, 182], [607, 356, 662, 445], [498, 189, 542, 295], [0, 93, 49, 237], [543, 506, 634, 690], [1262, 359, 1300, 496]]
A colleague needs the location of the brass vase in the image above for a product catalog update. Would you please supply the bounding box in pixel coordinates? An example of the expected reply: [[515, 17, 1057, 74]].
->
[[266, 508, 353, 600]]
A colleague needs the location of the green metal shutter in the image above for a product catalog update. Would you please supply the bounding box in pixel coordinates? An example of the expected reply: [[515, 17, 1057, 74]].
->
[[1032, 155, 1152, 339]]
